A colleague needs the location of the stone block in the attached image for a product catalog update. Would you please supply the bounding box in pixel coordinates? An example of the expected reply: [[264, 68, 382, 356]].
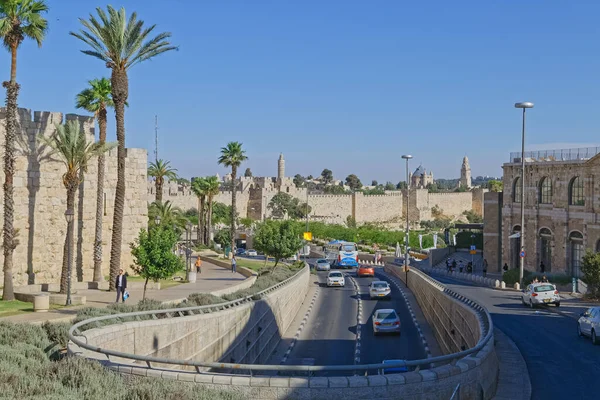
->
[[212, 374, 232, 385], [177, 372, 196, 382], [501, 281, 506, 289], [33, 294, 49, 312], [514, 282, 520, 290], [419, 369, 437, 381], [250, 376, 270, 387], [231, 376, 251, 386], [402, 371, 423, 384], [309, 377, 329, 388], [384, 373, 406, 385], [289, 377, 310, 388], [269, 377, 290, 388], [367, 375, 387, 386], [327, 376, 348, 388], [194, 374, 214, 384]]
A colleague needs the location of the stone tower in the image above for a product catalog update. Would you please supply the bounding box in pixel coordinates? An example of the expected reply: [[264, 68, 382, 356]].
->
[[278, 153, 285, 181], [460, 156, 472, 189]]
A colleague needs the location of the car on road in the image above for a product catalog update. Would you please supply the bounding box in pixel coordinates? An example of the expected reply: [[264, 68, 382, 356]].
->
[[369, 281, 391, 299], [315, 259, 331, 271], [381, 359, 409, 374], [327, 271, 345, 287], [236, 248, 246, 256], [287, 254, 298, 261], [245, 249, 258, 257], [578, 306, 600, 345], [372, 308, 401, 335], [357, 265, 375, 277], [521, 283, 561, 307]]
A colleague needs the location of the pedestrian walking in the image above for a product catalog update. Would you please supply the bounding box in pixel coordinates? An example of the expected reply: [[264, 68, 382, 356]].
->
[[503, 263, 509, 272], [451, 259, 457, 273], [195, 257, 202, 274], [115, 269, 128, 303], [483, 259, 488, 277], [231, 255, 237, 273], [540, 261, 546, 273]]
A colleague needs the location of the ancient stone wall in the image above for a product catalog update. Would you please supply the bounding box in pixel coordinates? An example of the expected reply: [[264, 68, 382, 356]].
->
[[308, 194, 353, 224], [0, 108, 147, 286], [353, 191, 403, 224]]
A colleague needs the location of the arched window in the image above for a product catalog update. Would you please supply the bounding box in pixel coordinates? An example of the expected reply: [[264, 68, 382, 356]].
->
[[512, 177, 521, 203], [539, 177, 552, 204], [539, 228, 552, 272], [569, 177, 584, 206], [569, 231, 584, 277]]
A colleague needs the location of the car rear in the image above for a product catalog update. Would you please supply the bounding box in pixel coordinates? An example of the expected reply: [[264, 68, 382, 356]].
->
[[316, 259, 330, 271], [327, 272, 345, 287], [532, 284, 560, 305], [370, 282, 391, 299], [373, 309, 401, 335], [358, 266, 375, 277]]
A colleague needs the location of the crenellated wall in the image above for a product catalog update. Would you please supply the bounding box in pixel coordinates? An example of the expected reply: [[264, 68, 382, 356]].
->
[[0, 108, 148, 286]]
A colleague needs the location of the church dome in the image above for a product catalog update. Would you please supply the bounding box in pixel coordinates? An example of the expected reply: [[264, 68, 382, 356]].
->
[[413, 165, 426, 176]]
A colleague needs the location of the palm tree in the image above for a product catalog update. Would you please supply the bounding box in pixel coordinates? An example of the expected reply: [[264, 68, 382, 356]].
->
[[75, 77, 114, 283], [191, 177, 207, 245], [218, 142, 247, 251], [39, 120, 115, 294], [204, 176, 220, 244], [148, 159, 178, 202], [71, 6, 177, 291], [0, 0, 49, 301], [148, 200, 186, 234]]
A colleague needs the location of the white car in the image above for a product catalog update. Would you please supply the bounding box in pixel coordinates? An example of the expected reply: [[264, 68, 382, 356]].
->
[[521, 283, 561, 308], [246, 249, 258, 257], [578, 306, 600, 345], [369, 281, 391, 299], [315, 259, 331, 271], [372, 309, 401, 335], [327, 271, 345, 287]]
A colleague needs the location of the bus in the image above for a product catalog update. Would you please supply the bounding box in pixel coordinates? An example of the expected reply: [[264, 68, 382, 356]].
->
[[324, 240, 359, 269]]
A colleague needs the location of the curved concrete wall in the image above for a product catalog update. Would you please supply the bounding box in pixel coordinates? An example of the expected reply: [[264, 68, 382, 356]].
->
[[72, 265, 309, 368]]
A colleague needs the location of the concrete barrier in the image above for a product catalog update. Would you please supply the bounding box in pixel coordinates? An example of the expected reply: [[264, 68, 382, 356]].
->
[[199, 256, 258, 297], [33, 294, 49, 312]]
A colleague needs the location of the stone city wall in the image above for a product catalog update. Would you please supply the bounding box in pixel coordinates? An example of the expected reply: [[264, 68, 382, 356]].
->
[[354, 191, 403, 224], [421, 191, 475, 220], [0, 108, 147, 287]]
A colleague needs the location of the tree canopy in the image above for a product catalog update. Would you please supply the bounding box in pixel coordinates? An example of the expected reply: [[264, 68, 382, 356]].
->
[[321, 169, 333, 184], [268, 192, 311, 220], [582, 251, 600, 297], [244, 167, 252, 177], [253, 220, 303, 267], [345, 174, 362, 190], [293, 174, 305, 188]]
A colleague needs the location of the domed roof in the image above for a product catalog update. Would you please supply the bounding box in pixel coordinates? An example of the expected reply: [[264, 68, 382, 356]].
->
[[413, 165, 426, 176]]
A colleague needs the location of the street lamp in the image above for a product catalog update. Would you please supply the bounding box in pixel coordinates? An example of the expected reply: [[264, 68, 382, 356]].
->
[[402, 154, 413, 288], [305, 183, 309, 262], [514, 101, 534, 287], [64, 209, 74, 306], [186, 222, 193, 277], [154, 215, 161, 226]]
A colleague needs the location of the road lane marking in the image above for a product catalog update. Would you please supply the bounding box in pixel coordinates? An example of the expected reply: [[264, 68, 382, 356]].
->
[[347, 272, 362, 367], [280, 284, 320, 365]]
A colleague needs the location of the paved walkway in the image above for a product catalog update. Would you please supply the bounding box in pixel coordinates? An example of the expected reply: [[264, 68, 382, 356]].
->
[[0, 259, 247, 325]]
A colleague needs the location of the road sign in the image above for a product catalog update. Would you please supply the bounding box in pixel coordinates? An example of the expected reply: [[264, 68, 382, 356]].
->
[[520, 251, 526, 258], [470, 250, 477, 255], [470, 245, 476, 251], [303, 232, 312, 240]]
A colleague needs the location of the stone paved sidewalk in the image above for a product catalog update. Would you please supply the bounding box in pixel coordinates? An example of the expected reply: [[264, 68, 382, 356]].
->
[[0, 259, 247, 325]]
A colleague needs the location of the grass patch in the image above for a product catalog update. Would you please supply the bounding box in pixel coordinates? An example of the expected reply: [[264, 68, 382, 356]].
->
[[104, 271, 186, 290], [234, 257, 277, 272], [0, 300, 32, 317]]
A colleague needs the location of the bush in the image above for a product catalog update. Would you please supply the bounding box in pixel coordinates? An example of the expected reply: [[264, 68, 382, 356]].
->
[[502, 268, 533, 286], [42, 321, 72, 349], [184, 293, 224, 307]]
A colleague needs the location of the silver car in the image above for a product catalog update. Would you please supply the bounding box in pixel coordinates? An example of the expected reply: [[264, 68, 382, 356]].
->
[[369, 281, 391, 299], [578, 306, 600, 345], [521, 283, 560, 307], [316, 259, 331, 271], [372, 309, 401, 335], [327, 271, 345, 287]]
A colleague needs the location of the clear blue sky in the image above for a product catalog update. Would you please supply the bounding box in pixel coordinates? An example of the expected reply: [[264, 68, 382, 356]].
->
[[13, 0, 600, 183]]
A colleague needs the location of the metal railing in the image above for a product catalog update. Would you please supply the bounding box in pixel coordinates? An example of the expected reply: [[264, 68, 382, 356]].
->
[[450, 383, 461, 400], [69, 265, 494, 377], [509, 147, 600, 163]]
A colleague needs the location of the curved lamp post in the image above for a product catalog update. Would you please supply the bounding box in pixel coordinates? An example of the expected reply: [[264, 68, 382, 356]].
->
[[186, 222, 193, 277], [402, 154, 413, 288], [65, 209, 74, 306], [514, 102, 534, 287]]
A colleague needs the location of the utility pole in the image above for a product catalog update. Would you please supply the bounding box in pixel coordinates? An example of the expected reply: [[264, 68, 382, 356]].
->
[[154, 115, 158, 163]]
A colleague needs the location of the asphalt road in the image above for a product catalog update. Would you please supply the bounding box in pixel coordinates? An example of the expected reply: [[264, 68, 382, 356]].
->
[[430, 274, 600, 400], [283, 265, 425, 376]]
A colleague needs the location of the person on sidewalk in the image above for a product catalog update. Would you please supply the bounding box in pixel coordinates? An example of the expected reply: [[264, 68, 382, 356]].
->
[[540, 261, 546, 273], [195, 257, 202, 274], [503, 263, 509, 272], [115, 269, 128, 303], [483, 259, 488, 277], [231, 255, 237, 273]]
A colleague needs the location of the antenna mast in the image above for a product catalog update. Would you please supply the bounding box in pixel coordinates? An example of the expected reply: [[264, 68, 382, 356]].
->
[[154, 115, 158, 162]]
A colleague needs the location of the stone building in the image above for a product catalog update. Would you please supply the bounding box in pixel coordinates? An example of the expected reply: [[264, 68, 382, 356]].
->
[[152, 154, 484, 228], [460, 156, 472, 189], [0, 108, 148, 287], [409, 165, 434, 189], [483, 147, 600, 277]]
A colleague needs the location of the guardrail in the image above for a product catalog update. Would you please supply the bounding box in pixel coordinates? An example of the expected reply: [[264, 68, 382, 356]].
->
[[69, 264, 494, 377]]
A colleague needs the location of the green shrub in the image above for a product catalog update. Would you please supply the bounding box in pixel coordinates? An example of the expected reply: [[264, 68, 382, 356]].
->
[[42, 321, 72, 349], [184, 293, 224, 306], [502, 268, 532, 285], [0, 321, 51, 351]]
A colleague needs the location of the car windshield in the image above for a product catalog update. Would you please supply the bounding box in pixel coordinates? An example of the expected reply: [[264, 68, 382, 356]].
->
[[534, 285, 555, 293], [342, 245, 356, 252], [317, 260, 327, 263], [329, 272, 342, 278], [247, 249, 255, 252], [376, 311, 397, 320], [373, 283, 388, 289]]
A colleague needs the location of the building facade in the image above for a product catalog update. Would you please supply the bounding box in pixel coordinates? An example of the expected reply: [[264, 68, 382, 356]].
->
[[409, 165, 434, 189], [460, 156, 472, 189], [483, 147, 600, 277]]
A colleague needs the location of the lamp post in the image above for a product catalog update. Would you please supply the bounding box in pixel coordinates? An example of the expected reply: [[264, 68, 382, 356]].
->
[[402, 154, 413, 288], [471, 233, 476, 267], [64, 209, 74, 306], [514, 102, 534, 287], [305, 183, 309, 262], [154, 215, 161, 227], [186, 222, 193, 277]]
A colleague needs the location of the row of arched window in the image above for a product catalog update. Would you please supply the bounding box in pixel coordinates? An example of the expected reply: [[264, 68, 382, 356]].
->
[[512, 176, 585, 206]]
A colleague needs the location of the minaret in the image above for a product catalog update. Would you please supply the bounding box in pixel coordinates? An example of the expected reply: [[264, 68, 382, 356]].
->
[[460, 156, 472, 189], [278, 153, 285, 181]]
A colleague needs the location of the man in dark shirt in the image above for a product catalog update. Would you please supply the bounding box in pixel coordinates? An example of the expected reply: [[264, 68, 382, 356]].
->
[[115, 269, 128, 303]]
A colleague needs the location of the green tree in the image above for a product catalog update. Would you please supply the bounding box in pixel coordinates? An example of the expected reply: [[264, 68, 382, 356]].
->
[[371, 180, 378, 186], [191, 177, 208, 245], [427, 183, 440, 193], [293, 174, 305, 188], [321, 169, 333, 184], [214, 228, 231, 249], [218, 142, 247, 250], [268, 192, 295, 219], [323, 184, 347, 194], [0, 0, 49, 300], [148, 159, 178, 202], [211, 202, 232, 226], [253, 220, 303, 268], [71, 5, 177, 291], [176, 177, 190, 186], [396, 181, 407, 190], [76, 77, 115, 283], [148, 200, 187, 234], [346, 215, 357, 229], [345, 174, 362, 190], [488, 180, 503, 192], [581, 251, 600, 297], [384, 181, 395, 191], [463, 210, 483, 223], [203, 175, 220, 244], [363, 188, 385, 195], [130, 226, 184, 300], [244, 167, 252, 177], [307, 174, 314, 180], [39, 120, 115, 294]]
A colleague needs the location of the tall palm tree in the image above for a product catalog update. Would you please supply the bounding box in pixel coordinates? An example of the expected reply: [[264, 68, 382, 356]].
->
[[75, 77, 114, 283], [0, 0, 48, 301], [218, 142, 247, 251], [39, 120, 115, 294], [191, 177, 207, 245], [148, 159, 178, 202], [71, 6, 177, 290], [204, 175, 220, 244]]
